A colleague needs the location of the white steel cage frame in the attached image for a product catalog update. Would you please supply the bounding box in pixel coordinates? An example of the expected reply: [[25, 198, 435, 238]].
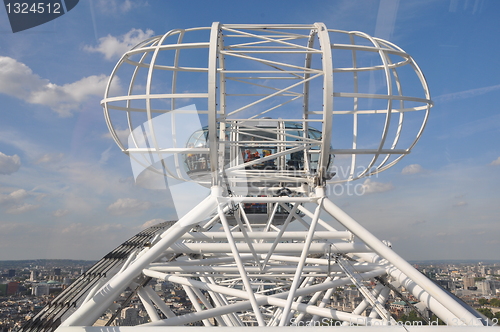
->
[[102, 22, 432, 186], [35, 23, 493, 331]]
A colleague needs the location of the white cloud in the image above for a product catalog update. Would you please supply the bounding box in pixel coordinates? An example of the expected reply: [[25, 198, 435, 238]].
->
[[29, 74, 112, 116], [0, 189, 41, 214], [95, 0, 146, 13], [84, 28, 155, 60], [99, 146, 113, 165], [0, 152, 21, 174], [34, 193, 48, 201], [0, 222, 23, 233], [361, 179, 394, 194], [6, 203, 40, 214], [35, 153, 64, 164], [0, 189, 29, 205], [107, 198, 152, 215], [141, 218, 164, 229], [0, 57, 42, 98], [410, 220, 427, 226], [490, 157, 500, 166], [59, 192, 95, 215], [102, 128, 130, 145], [401, 164, 424, 175], [0, 221, 132, 259], [60, 222, 125, 234], [121, 0, 133, 12], [57, 161, 135, 198], [135, 167, 168, 190], [0, 56, 120, 116], [453, 201, 468, 207], [434, 84, 500, 103], [53, 209, 69, 217], [0, 129, 43, 160]]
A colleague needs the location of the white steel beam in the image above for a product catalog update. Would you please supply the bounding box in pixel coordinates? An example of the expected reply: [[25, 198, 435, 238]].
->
[[142, 269, 387, 326], [322, 197, 479, 326], [279, 199, 323, 325], [161, 242, 371, 254], [137, 287, 161, 322], [141, 285, 175, 319], [60, 189, 219, 326], [218, 204, 266, 326]]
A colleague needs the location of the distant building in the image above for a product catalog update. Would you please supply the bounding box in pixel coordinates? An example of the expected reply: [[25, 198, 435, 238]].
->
[[154, 283, 163, 292], [0, 283, 7, 296], [30, 270, 39, 281], [154, 282, 169, 292], [434, 279, 453, 291], [54, 268, 61, 276], [390, 301, 417, 316], [8, 269, 16, 278], [344, 289, 360, 301], [121, 307, 139, 326], [32, 283, 50, 296], [463, 277, 475, 289], [7, 281, 19, 295], [477, 280, 493, 296]]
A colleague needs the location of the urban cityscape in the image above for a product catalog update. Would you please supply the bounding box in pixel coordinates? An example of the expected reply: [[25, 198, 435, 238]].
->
[[1, 258, 499, 330], [0, 0, 499, 330]]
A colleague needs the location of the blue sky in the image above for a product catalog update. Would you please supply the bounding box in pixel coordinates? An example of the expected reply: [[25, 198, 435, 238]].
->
[[0, 0, 499, 260]]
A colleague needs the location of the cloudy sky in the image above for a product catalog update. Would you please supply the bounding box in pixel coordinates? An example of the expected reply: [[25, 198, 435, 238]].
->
[[0, 0, 499, 260]]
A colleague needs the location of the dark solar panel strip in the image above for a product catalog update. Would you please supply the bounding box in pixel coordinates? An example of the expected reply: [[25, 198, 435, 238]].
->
[[17, 221, 176, 332]]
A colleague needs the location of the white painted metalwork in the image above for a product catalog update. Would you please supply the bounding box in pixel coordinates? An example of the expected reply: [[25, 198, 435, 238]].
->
[[102, 23, 432, 184], [49, 23, 493, 331]]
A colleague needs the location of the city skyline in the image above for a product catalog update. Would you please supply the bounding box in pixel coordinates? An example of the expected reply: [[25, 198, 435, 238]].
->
[[2, 258, 500, 330], [0, 0, 499, 260]]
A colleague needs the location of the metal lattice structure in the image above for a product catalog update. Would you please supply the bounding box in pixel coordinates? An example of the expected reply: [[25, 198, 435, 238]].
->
[[22, 23, 492, 332]]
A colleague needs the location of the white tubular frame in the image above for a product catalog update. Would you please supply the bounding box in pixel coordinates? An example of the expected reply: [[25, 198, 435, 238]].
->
[[58, 185, 484, 329], [102, 23, 432, 187], [52, 23, 489, 332]]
